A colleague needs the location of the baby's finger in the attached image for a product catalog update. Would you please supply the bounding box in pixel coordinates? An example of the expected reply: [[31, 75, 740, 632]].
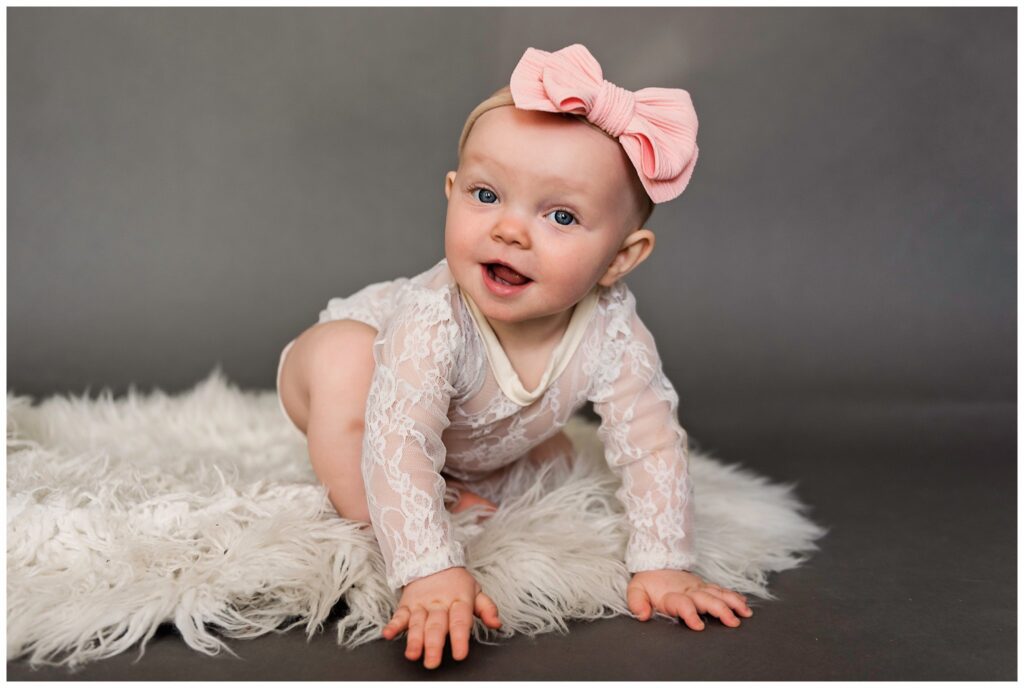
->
[[422, 607, 449, 670], [663, 592, 705, 631], [692, 590, 741, 627], [626, 585, 652, 621], [475, 591, 502, 628], [405, 607, 427, 661], [709, 587, 754, 617], [448, 599, 473, 661], [382, 606, 411, 639]]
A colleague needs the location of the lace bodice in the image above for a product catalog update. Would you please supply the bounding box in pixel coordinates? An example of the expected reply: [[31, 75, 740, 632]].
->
[[319, 259, 697, 590]]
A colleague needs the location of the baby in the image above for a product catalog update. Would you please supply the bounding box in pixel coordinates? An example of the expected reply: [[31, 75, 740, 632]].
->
[[276, 44, 753, 669]]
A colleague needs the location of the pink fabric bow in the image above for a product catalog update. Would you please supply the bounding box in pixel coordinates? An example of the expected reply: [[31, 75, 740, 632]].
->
[[509, 44, 699, 204]]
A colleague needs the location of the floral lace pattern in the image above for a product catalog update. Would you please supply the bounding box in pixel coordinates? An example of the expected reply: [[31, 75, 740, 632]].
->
[[320, 259, 696, 589], [588, 288, 697, 572]]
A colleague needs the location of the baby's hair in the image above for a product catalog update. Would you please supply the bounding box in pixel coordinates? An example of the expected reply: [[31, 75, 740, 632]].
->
[[457, 85, 656, 233]]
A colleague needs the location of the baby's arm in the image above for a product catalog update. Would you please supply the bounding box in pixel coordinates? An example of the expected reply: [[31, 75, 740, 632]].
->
[[591, 296, 752, 629], [360, 291, 500, 666]]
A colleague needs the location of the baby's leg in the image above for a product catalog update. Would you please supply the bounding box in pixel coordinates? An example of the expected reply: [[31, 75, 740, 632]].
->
[[528, 430, 576, 469], [278, 319, 494, 522], [445, 479, 499, 514], [280, 319, 379, 522]]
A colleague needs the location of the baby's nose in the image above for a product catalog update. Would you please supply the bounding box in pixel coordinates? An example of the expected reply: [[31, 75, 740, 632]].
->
[[490, 214, 531, 247]]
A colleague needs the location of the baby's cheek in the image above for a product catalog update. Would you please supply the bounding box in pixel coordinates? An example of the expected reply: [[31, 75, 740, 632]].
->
[[444, 230, 475, 268], [558, 260, 602, 294]]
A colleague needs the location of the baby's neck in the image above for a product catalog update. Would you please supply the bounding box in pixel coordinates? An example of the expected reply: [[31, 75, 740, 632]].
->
[[486, 305, 575, 354]]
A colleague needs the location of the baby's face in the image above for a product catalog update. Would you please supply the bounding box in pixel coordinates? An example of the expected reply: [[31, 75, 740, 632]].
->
[[444, 106, 643, 325]]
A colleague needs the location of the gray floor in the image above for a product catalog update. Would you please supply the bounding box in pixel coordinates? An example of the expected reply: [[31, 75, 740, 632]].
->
[[7, 400, 1016, 680]]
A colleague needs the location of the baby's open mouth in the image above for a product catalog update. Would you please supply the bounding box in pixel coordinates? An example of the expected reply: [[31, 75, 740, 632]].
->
[[485, 263, 532, 287]]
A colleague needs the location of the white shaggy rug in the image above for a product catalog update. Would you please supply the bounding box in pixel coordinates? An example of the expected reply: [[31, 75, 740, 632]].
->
[[7, 368, 828, 668]]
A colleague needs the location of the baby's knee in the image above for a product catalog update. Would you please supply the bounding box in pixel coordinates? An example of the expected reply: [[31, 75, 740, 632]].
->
[[528, 430, 575, 466], [303, 320, 378, 390], [301, 322, 378, 426], [279, 319, 377, 433]]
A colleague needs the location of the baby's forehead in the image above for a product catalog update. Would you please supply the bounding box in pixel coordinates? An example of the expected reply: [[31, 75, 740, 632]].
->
[[463, 148, 597, 185], [465, 110, 635, 184]]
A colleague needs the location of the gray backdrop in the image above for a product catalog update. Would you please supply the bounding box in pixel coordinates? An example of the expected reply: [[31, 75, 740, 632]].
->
[[8, 7, 1015, 441], [6, 7, 1018, 680]]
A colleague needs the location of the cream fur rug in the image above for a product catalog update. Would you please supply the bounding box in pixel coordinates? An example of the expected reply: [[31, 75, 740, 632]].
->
[[7, 368, 827, 668]]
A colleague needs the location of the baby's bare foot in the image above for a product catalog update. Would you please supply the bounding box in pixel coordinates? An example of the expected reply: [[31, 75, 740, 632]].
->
[[451, 489, 498, 514], [446, 480, 498, 517]]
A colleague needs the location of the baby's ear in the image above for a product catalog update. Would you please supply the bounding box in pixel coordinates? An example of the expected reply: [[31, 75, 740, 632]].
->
[[598, 229, 655, 287], [444, 171, 457, 200]]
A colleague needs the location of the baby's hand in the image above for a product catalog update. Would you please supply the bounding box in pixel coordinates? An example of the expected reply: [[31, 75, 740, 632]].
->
[[626, 569, 754, 630], [381, 566, 502, 669]]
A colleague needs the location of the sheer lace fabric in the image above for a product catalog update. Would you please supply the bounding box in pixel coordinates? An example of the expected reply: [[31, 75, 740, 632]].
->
[[318, 259, 697, 590]]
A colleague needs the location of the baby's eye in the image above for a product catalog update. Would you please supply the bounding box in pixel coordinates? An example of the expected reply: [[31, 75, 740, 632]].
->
[[471, 187, 498, 204], [547, 209, 578, 226]]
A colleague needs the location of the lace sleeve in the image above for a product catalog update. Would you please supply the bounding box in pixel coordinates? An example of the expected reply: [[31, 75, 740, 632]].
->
[[318, 277, 410, 331], [361, 289, 466, 590], [590, 291, 697, 573]]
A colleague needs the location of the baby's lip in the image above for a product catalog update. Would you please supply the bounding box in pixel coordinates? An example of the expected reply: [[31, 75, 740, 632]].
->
[[483, 259, 533, 281]]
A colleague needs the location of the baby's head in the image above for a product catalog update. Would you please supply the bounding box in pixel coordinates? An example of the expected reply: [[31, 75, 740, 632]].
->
[[444, 86, 658, 325], [457, 87, 656, 233]]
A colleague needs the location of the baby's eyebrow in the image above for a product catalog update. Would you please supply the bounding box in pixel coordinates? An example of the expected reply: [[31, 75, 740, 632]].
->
[[464, 153, 590, 196]]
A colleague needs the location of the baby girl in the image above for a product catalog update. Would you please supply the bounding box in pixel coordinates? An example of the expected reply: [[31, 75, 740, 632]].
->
[[276, 44, 753, 669]]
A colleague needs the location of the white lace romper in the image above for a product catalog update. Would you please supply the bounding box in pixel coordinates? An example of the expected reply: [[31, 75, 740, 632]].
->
[[276, 258, 697, 590]]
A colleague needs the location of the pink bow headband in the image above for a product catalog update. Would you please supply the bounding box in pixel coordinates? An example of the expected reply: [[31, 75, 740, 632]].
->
[[509, 44, 699, 204]]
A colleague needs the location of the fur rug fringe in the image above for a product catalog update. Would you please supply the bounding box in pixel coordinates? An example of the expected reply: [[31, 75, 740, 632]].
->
[[7, 367, 828, 668]]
